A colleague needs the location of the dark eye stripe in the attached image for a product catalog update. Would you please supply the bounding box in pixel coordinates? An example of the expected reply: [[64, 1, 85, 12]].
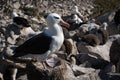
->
[[54, 16, 59, 19]]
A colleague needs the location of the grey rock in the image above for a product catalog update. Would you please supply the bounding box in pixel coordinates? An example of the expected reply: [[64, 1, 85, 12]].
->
[[13, 2, 20, 9], [0, 73, 3, 80]]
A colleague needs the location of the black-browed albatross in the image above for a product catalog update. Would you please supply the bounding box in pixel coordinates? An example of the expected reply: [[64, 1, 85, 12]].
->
[[12, 13, 70, 61]]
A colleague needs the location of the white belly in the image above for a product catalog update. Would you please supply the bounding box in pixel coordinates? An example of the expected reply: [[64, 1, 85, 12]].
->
[[50, 35, 64, 52], [55, 36, 64, 50]]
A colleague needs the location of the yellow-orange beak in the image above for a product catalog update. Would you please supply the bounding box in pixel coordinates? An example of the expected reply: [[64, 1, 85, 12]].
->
[[60, 19, 70, 29]]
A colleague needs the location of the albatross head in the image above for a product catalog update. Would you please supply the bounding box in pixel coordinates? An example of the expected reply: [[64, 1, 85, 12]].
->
[[46, 13, 70, 28]]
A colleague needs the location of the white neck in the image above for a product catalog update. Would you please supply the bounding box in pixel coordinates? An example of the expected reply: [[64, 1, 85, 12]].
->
[[12, 12, 18, 18], [45, 23, 64, 37], [44, 23, 64, 55]]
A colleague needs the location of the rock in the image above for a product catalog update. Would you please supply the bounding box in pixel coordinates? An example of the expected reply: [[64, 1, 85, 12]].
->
[[96, 11, 115, 24], [114, 9, 120, 25], [80, 34, 100, 47], [1, 1, 120, 80], [79, 22, 100, 33], [26, 59, 76, 80], [69, 30, 78, 37], [31, 17, 40, 23], [77, 34, 120, 70], [77, 74, 91, 80], [0, 20, 7, 27], [62, 27, 71, 39], [23, 6, 38, 16], [63, 64, 77, 80], [107, 73, 120, 80], [77, 38, 113, 62], [72, 65, 95, 75], [103, 63, 116, 73], [13, 2, 20, 9], [0, 72, 3, 80], [109, 36, 120, 71], [95, 11, 120, 35], [107, 21, 120, 35], [55, 51, 67, 60], [43, 1, 48, 7], [31, 24, 41, 32], [76, 53, 109, 69], [76, 70, 101, 80]]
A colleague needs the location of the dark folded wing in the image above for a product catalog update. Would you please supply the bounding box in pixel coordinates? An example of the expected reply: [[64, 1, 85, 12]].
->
[[12, 32, 52, 57]]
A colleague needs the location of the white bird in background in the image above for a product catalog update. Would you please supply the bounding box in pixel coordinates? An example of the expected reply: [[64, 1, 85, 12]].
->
[[100, 22, 108, 30], [12, 10, 19, 18], [11, 11, 40, 40], [73, 14, 83, 24], [72, 6, 83, 24]]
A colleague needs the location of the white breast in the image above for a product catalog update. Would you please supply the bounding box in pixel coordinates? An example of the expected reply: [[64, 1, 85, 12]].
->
[[52, 35, 64, 51], [45, 24, 64, 52]]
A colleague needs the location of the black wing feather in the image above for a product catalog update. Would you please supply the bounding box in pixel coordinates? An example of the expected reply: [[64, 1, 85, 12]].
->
[[12, 32, 52, 57]]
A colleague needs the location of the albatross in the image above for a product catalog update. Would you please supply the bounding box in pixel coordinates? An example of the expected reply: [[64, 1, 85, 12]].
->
[[11, 13, 70, 61]]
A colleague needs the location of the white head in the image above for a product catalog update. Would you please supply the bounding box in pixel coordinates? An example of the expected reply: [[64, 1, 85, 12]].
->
[[74, 6, 78, 11], [101, 22, 108, 30], [12, 10, 19, 18], [73, 6, 79, 14], [46, 13, 61, 26], [73, 14, 78, 19], [45, 13, 70, 28]]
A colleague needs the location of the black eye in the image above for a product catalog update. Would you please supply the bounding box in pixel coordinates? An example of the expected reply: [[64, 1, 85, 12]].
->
[[54, 16, 59, 19]]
